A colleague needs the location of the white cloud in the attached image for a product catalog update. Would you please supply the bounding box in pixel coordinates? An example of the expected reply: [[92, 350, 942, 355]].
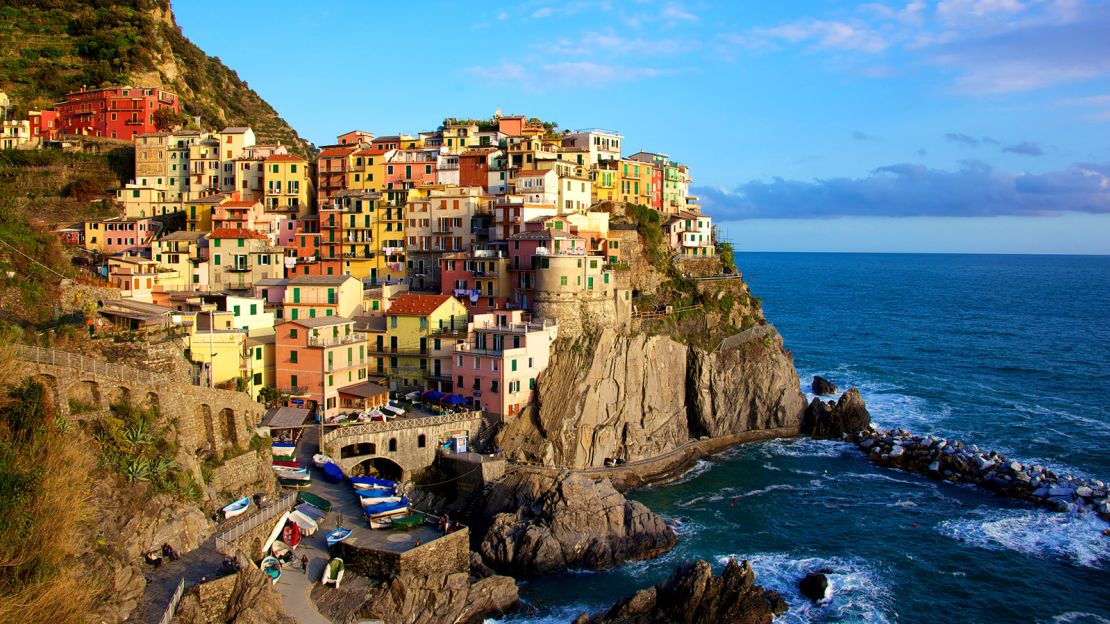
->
[[547, 30, 689, 56], [662, 2, 698, 22], [496, 10, 509, 21], [467, 60, 680, 91], [532, 6, 554, 18], [936, 0, 1027, 23], [738, 19, 892, 53]]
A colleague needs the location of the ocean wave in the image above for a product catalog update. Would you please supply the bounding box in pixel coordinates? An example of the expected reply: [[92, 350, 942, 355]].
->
[[732, 483, 798, 499], [1048, 612, 1110, 624], [483, 603, 596, 624], [670, 459, 715, 484], [714, 552, 895, 624], [936, 509, 1110, 569], [759, 438, 850, 459], [661, 514, 700, 537]]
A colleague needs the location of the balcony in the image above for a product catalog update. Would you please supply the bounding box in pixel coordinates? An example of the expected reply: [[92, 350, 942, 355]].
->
[[476, 318, 556, 334], [431, 327, 467, 337], [369, 345, 428, 357], [308, 333, 363, 348], [224, 263, 252, 272]]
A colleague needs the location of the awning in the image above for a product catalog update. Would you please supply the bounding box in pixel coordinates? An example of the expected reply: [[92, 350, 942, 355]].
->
[[421, 390, 445, 401], [443, 394, 468, 406]]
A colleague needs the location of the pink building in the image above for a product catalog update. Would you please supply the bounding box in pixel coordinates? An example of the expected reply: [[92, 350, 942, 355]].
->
[[454, 310, 557, 420], [440, 250, 512, 314], [383, 149, 438, 190]]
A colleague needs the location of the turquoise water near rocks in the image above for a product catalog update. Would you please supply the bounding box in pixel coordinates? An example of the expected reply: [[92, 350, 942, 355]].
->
[[492, 253, 1110, 624]]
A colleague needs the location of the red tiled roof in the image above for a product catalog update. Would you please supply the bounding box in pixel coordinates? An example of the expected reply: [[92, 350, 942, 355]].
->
[[353, 148, 390, 156], [223, 200, 257, 208], [516, 169, 552, 177], [209, 228, 268, 240], [318, 147, 355, 158], [388, 293, 453, 316], [265, 154, 307, 163]]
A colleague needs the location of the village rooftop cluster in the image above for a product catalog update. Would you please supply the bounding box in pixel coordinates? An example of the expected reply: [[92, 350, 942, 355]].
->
[[6, 85, 717, 423]]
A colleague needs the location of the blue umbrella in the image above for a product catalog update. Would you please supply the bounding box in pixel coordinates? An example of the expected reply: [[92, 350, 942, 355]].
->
[[421, 390, 445, 401], [443, 394, 467, 406]]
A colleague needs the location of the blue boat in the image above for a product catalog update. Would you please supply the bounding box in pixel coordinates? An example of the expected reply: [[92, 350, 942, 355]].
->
[[355, 486, 394, 498], [322, 462, 345, 483], [362, 497, 408, 517], [349, 475, 394, 489], [221, 496, 250, 519], [325, 527, 352, 547]]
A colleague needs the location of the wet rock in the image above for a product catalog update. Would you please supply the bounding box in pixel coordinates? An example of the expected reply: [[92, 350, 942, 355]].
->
[[478, 472, 676, 577], [812, 376, 839, 396], [798, 572, 829, 602], [802, 389, 872, 439], [311, 570, 518, 624], [574, 559, 787, 624]]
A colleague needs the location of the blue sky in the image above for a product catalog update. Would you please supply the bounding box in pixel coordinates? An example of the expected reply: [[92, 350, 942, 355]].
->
[[174, 0, 1110, 254]]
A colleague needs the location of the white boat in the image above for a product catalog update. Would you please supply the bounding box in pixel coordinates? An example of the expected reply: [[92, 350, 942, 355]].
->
[[272, 443, 297, 457], [383, 403, 405, 416], [312, 453, 333, 468], [288, 510, 318, 536], [323, 557, 345, 588], [368, 516, 393, 529], [261, 556, 281, 584], [271, 540, 292, 564], [359, 495, 402, 509], [221, 497, 250, 519], [272, 466, 310, 480]]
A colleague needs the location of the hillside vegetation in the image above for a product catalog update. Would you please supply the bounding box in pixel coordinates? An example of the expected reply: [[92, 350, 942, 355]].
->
[[0, 0, 308, 154]]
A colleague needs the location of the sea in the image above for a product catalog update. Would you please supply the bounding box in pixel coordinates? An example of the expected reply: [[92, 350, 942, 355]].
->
[[490, 253, 1110, 624]]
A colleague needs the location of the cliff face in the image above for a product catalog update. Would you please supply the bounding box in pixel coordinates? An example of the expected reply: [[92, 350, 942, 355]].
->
[[499, 330, 690, 468], [497, 327, 805, 469], [477, 471, 676, 576]]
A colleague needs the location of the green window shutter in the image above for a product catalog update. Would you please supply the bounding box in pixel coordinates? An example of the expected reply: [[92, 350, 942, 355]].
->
[[293, 288, 300, 303], [290, 374, 297, 387], [511, 360, 517, 372], [250, 304, 257, 315], [214, 254, 221, 266], [291, 309, 298, 320], [290, 350, 298, 363], [233, 305, 240, 316]]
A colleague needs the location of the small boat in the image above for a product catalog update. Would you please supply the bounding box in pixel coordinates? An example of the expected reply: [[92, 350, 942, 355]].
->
[[368, 515, 393, 529], [221, 497, 250, 519], [272, 466, 310, 480], [271, 540, 293, 564], [260, 556, 281, 584], [323, 557, 345, 588], [278, 477, 311, 490], [359, 495, 402, 509], [322, 462, 345, 484], [390, 513, 425, 531], [295, 503, 326, 523], [312, 453, 333, 468], [282, 522, 302, 549], [362, 497, 408, 516], [289, 510, 318, 536], [354, 486, 394, 498], [272, 443, 297, 457], [298, 491, 332, 513], [350, 476, 394, 489], [272, 459, 300, 468], [383, 403, 405, 416], [325, 527, 352, 547]]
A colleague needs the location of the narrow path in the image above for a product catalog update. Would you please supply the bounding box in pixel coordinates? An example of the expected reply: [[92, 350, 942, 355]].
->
[[126, 535, 228, 624]]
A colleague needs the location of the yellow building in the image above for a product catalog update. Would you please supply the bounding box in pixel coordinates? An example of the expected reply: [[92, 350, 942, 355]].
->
[[245, 334, 275, 399], [151, 230, 209, 291], [347, 148, 391, 193], [264, 154, 313, 217], [618, 159, 655, 207], [186, 192, 237, 232], [187, 329, 246, 388], [375, 293, 467, 391]]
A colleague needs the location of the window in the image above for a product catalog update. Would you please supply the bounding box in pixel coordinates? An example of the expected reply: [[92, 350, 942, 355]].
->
[[233, 305, 240, 316], [290, 328, 298, 339], [390, 316, 397, 328], [290, 374, 298, 387], [289, 351, 298, 363], [388, 438, 397, 452], [560, 276, 567, 286], [491, 380, 499, 393], [418, 434, 426, 448], [511, 359, 517, 372]]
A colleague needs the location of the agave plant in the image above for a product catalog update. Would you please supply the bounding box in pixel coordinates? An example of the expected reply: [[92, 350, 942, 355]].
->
[[122, 456, 152, 483], [122, 418, 154, 451]]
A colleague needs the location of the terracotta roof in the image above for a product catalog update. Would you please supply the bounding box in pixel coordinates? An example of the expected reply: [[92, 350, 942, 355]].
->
[[337, 381, 390, 399], [461, 148, 499, 156], [507, 229, 584, 241], [266, 154, 307, 163], [223, 200, 258, 208], [353, 148, 389, 156], [388, 293, 453, 316], [516, 169, 552, 177], [288, 275, 357, 287], [318, 147, 355, 158], [208, 228, 268, 240], [221, 127, 252, 134]]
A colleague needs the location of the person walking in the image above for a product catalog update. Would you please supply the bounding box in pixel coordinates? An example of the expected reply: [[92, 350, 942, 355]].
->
[[301, 554, 308, 573]]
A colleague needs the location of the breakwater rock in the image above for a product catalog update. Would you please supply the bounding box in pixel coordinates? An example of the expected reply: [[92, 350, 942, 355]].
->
[[477, 471, 676, 577], [572, 558, 787, 624], [850, 429, 1110, 520], [811, 375, 839, 396]]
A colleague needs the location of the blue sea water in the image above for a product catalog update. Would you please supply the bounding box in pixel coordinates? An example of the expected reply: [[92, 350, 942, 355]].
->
[[492, 253, 1110, 624]]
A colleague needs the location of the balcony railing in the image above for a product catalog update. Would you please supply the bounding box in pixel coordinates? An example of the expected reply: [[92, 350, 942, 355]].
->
[[308, 333, 362, 348], [224, 263, 252, 272], [369, 346, 428, 356], [476, 318, 556, 334]]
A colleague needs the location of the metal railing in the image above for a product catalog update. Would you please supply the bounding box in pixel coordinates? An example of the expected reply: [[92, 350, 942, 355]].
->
[[156, 578, 186, 624], [308, 333, 361, 348], [323, 410, 480, 445], [19, 345, 168, 386], [213, 492, 296, 554]]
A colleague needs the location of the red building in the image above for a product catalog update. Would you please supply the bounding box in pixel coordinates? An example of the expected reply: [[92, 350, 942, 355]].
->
[[55, 86, 180, 140], [28, 110, 59, 141], [459, 148, 497, 191]]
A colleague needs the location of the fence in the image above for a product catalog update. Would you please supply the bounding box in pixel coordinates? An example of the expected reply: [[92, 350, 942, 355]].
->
[[712, 323, 776, 353], [18, 344, 168, 386], [213, 492, 296, 553], [322, 410, 481, 446], [155, 578, 185, 624]]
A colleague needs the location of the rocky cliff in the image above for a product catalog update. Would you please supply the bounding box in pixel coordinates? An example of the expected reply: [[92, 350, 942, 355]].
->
[[477, 471, 676, 576], [573, 559, 787, 624], [497, 326, 805, 469]]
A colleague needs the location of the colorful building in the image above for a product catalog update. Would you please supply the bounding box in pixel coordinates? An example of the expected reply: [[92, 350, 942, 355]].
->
[[275, 316, 369, 418], [54, 86, 180, 140], [283, 275, 363, 320], [440, 250, 512, 314], [264, 154, 312, 217], [404, 185, 489, 290], [454, 310, 557, 419], [663, 211, 715, 257], [83, 217, 160, 254], [151, 230, 209, 292], [375, 294, 468, 392], [206, 228, 284, 294]]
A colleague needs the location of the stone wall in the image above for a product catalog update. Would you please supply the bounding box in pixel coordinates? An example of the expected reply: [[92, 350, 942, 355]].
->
[[336, 528, 470, 580], [531, 287, 631, 340], [324, 412, 483, 479], [208, 450, 275, 496], [57, 279, 120, 313], [178, 573, 238, 623]]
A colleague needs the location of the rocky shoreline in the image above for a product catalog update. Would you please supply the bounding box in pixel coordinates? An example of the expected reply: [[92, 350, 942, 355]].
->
[[849, 428, 1110, 522]]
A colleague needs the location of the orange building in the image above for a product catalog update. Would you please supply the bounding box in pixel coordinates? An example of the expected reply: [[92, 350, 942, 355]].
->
[[275, 316, 369, 418]]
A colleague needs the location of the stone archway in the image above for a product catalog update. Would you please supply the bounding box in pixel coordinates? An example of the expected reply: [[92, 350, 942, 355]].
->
[[196, 404, 215, 453], [108, 385, 131, 407], [219, 408, 239, 448], [68, 380, 101, 412], [352, 456, 403, 481], [340, 441, 377, 458], [143, 392, 159, 412]]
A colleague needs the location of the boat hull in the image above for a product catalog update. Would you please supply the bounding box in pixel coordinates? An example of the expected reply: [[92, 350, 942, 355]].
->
[[325, 527, 352, 547], [222, 497, 250, 518]]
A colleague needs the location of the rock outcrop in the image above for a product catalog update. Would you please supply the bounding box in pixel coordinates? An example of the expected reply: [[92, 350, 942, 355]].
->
[[811, 375, 839, 396], [311, 570, 519, 624], [573, 559, 787, 624], [477, 471, 676, 577], [497, 327, 806, 468], [802, 388, 871, 439], [175, 564, 295, 624], [798, 572, 829, 602], [687, 330, 807, 438]]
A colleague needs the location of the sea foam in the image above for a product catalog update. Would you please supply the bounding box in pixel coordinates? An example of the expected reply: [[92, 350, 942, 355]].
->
[[937, 508, 1110, 569]]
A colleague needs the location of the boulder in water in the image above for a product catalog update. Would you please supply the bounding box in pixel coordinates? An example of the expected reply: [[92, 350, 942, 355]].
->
[[802, 388, 872, 439], [812, 376, 839, 396], [799, 572, 829, 602]]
